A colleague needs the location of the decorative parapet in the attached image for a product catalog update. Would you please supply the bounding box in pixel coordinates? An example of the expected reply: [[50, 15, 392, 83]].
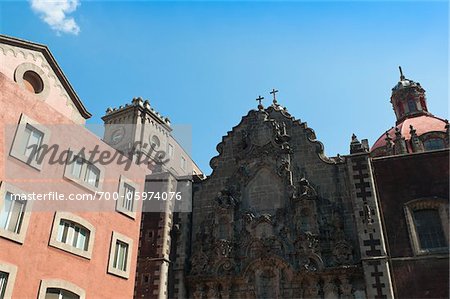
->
[[104, 97, 171, 129]]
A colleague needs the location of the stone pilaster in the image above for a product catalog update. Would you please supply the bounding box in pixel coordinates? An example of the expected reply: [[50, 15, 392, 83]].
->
[[346, 152, 394, 299], [144, 172, 177, 299]]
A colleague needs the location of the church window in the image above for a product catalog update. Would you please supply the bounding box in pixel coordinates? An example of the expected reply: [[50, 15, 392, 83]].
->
[[423, 138, 445, 151], [404, 199, 449, 255], [413, 209, 446, 250], [407, 99, 417, 112]]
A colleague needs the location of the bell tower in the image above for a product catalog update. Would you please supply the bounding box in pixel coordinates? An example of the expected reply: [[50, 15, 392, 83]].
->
[[391, 66, 431, 124]]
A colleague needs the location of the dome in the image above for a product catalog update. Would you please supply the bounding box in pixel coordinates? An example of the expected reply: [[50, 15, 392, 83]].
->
[[371, 114, 447, 153]]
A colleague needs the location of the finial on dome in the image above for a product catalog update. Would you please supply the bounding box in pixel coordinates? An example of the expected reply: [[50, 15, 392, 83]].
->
[[399, 66, 405, 81]]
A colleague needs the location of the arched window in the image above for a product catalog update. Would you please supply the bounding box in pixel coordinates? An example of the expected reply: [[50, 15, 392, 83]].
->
[[423, 138, 445, 151], [404, 198, 448, 254], [57, 220, 90, 251], [45, 288, 80, 299], [49, 212, 95, 259], [38, 280, 85, 299]]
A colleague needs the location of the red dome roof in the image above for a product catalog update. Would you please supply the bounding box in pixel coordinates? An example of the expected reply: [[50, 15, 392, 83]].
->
[[371, 114, 447, 152]]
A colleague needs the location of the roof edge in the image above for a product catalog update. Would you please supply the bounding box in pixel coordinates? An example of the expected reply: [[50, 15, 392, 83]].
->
[[0, 34, 92, 119]]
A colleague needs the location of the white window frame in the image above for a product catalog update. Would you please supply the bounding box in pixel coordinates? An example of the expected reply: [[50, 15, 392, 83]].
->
[[168, 144, 174, 158], [180, 156, 186, 171], [48, 212, 95, 260], [107, 231, 133, 279], [63, 149, 104, 193], [37, 279, 85, 299], [115, 175, 139, 219], [0, 262, 18, 299], [0, 182, 32, 244], [9, 114, 51, 171], [404, 198, 449, 255]]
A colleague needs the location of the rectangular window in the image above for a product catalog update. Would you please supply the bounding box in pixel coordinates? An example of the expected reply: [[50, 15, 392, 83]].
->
[[0, 192, 25, 234], [113, 241, 129, 271], [181, 156, 186, 171], [10, 114, 51, 171], [108, 231, 133, 279], [168, 144, 174, 158], [23, 124, 44, 162], [71, 158, 83, 179], [85, 164, 100, 187], [0, 271, 8, 299], [57, 220, 90, 251], [122, 183, 135, 212], [115, 176, 138, 219], [65, 153, 103, 192]]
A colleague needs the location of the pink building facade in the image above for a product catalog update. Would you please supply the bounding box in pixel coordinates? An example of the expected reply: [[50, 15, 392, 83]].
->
[[0, 35, 148, 298]]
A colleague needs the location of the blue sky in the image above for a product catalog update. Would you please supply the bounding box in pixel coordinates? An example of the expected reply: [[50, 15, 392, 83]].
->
[[1, 1, 448, 174]]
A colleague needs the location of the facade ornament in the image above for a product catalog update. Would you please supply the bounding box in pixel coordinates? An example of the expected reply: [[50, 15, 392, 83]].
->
[[393, 127, 407, 154], [332, 242, 353, 265], [215, 189, 238, 209], [215, 239, 233, 257], [384, 131, 394, 155], [409, 125, 424, 153], [193, 284, 205, 299], [277, 158, 293, 185], [297, 178, 317, 200], [243, 211, 255, 224], [350, 133, 367, 154], [206, 283, 218, 299], [190, 252, 208, 275], [306, 280, 319, 297]]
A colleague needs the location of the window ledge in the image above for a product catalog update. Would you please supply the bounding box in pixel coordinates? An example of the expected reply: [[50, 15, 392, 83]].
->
[[48, 239, 92, 260]]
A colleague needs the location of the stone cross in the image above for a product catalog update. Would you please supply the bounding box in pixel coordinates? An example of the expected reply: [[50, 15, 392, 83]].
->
[[270, 88, 279, 104], [256, 95, 264, 110]]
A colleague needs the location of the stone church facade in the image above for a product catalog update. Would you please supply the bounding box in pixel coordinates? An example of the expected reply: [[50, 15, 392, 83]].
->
[[169, 101, 394, 298]]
